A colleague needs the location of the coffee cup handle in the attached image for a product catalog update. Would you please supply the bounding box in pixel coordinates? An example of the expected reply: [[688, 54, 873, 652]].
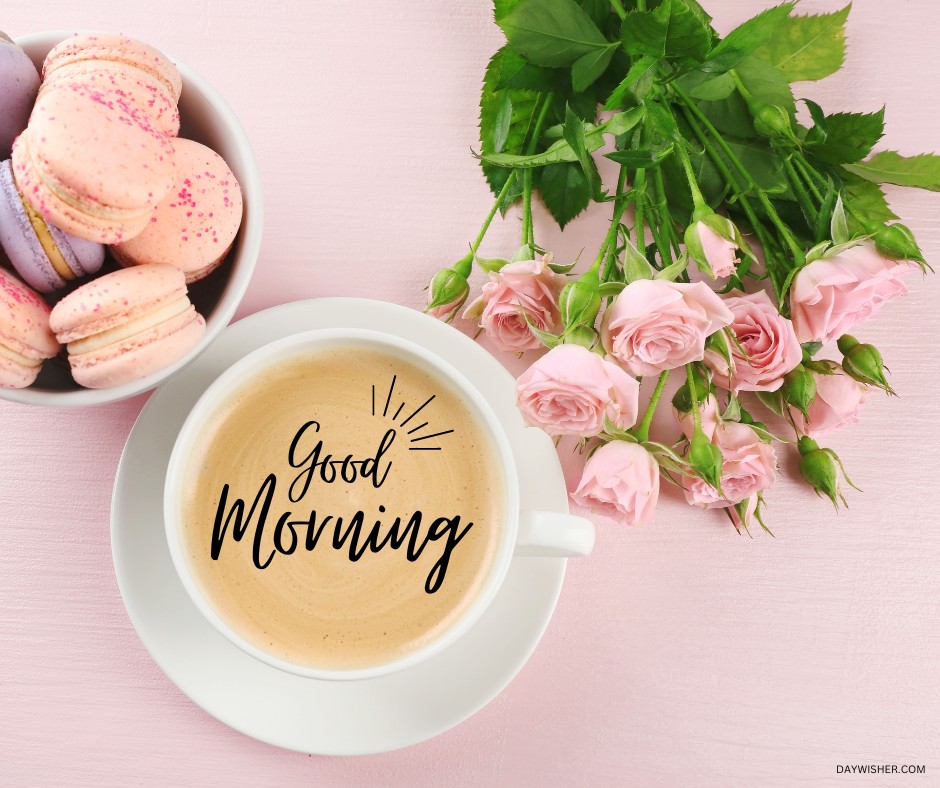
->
[[515, 511, 595, 557]]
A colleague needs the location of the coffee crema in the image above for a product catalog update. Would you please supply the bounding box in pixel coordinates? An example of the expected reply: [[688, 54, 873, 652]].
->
[[180, 346, 504, 670]]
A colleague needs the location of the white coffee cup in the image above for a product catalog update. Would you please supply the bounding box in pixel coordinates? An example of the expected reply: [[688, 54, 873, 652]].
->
[[164, 328, 594, 681]]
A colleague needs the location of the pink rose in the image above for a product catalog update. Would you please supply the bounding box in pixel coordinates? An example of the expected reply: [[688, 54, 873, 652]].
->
[[789, 242, 917, 344], [682, 422, 776, 508], [601, 279, 733, 376], [694, 220, 738, 278], [572, 440, 660, 526], [516, 344, 640, 438], [789, 370, 866, 438], [674, 394, 720, 441], [704, 290, 802, 393], [463, 256, 566, 352]]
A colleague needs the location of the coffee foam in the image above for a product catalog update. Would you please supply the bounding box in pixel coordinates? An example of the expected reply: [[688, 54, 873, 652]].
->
[[180, 346, 504, 670]]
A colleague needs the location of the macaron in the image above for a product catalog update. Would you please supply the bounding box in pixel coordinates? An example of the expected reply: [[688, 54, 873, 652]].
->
[[0, 31, 41, 158], [49, 264, 205, 389], [42, 32, 181, 106], [0, 160, 105, 293], [0, 267, 60, 388], [42, 65, 181, 136], [112, 139, 242, 283], [12, 78, 177, 245]]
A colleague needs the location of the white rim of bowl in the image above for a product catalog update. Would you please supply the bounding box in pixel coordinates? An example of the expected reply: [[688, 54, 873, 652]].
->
[[1, 31, 263, 407]]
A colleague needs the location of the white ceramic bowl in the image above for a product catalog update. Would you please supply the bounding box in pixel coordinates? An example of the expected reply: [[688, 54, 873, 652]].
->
[[0, 31, 263, 407]]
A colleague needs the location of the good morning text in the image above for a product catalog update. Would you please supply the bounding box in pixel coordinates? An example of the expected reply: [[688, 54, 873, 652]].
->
[[209, 420, 473, 594]]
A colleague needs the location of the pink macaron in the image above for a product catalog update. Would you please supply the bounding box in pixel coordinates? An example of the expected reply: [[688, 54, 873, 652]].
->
[[49, 263, 205, 389], [0, 267, 60, 388], [42, 32, 182, 105], [12, 77, 177, 245], [41, 33, 182, 136], [0, 31, 41, 158], [0, 159, 105, 293], [111, 138, 243, 283]]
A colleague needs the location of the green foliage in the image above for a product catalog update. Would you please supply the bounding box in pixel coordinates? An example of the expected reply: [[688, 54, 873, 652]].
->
[[697, 3, 794, 75], [806, 109, 885, 164], [621, 0, 712, 61], [844, 150, 940, 191], [538, 162, 591, 228], [753, 4, 850, 82], [499, 0, 611, 66]]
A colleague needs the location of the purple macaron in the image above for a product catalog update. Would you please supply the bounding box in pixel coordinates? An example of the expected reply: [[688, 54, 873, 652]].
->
[[0, 31, 40, 159], [0, 160, 105, 293]]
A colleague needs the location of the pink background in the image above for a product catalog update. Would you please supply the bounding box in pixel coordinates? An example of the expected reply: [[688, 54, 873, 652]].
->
[[2, 1, 939, 785]]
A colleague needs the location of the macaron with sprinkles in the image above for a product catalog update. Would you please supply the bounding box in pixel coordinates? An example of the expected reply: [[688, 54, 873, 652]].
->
[[0, 159, 105, 293], [0, 267, 60, 388], [12, 76, 177, 245], [111, 138, 243, 283], [41, 33, 182, 136], [49, 263, 205, 389]]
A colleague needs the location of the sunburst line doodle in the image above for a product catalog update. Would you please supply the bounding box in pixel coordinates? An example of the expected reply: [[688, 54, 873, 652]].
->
[[372, 376, 454, 451]]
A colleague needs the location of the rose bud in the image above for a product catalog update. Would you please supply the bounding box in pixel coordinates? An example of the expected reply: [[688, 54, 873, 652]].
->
[[688, 429, 723, 491], [684, 215, 739, 279], [671, 371, 712, 415], [837, 335, 895, 394], [872, 222, 926, 266], [426, 266, 470, 322], [559, 268, 601, 332], [797, 436, 860, 509], [780, 364, 816, 419], [753, 104, 798, 144]]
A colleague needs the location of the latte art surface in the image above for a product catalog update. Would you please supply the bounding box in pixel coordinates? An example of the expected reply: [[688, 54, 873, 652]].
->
[[181, 346, 504, 669]]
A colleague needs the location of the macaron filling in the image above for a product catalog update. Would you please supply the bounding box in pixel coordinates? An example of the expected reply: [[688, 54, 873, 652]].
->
[[0, 341, 43, 367], [17, 188, 75, 281], [66, 296, 192, 356]]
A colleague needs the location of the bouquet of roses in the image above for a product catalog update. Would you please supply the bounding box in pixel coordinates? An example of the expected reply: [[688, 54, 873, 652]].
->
[[424, 0, 935, 533]]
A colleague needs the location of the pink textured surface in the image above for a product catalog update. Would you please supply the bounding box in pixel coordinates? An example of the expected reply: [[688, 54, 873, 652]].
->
[[1, 2, 939, 786]]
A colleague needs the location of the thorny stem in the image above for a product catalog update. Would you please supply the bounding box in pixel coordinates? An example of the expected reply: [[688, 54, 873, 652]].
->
[[521, 92, 554, 246], [672, 82, 805, 263]]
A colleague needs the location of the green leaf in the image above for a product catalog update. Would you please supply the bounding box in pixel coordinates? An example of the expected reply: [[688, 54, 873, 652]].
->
[[563, 105, 603, 198], [494, 0, 522, 20], [493, 94, 513, 153], [538, 162, 590, 228], [480, 106, 644, 168], [499, 0, 611, 67], [496, 49, 558, 91], [699, 3, 794, 75], [807, 109, 885, 164], [661, 0, 712, 61], [605, 143, 674, 168], [844, 150, 940, 191], [579, 0, 610, 27], [725, 137, 788, 193], [603, 54, 657, 109], [571, 43, 617, 92], [479, 48, 538, 205], [841, 175, 898, 227], [753, 4, 850, 82], [621, 9, 667, 57], [675, 71, 735, 100], [735, 55, 794, 113], [622, 0, 711, 61], [596, 281, 626, 297]]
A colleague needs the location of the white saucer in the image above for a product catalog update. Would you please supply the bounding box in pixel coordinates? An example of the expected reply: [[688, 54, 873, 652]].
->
[[110, 298, 569, 755]]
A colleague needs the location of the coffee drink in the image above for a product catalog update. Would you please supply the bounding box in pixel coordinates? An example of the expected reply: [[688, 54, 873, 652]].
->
[[179, 345, 504, 670]]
